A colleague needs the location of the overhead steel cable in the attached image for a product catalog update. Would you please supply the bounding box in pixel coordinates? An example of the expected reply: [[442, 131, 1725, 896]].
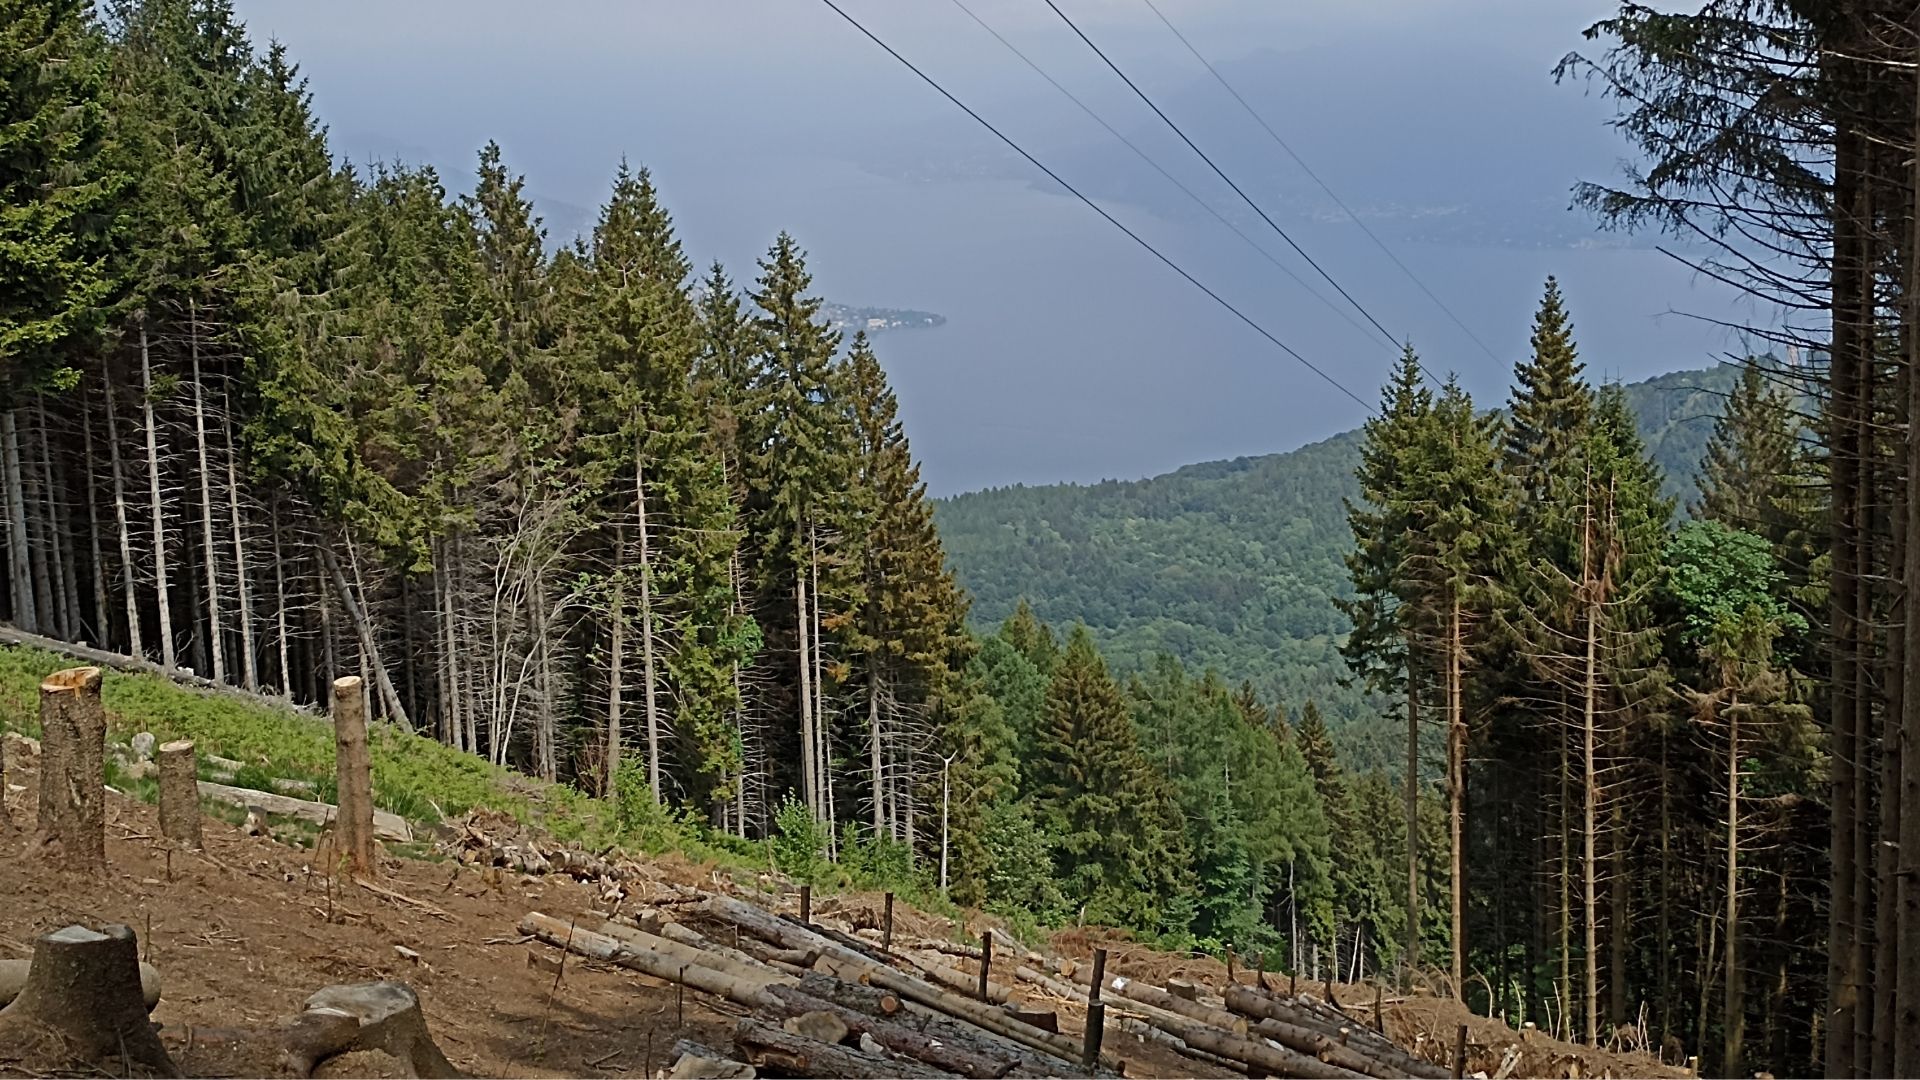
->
[[1139, 0, 1504, 366], [1040, 0, 1401, 352], [815, 0, 1374, 411], [946, 0, 1396, 355]]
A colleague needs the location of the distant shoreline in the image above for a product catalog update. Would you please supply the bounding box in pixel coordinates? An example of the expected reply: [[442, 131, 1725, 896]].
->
[[822, 302, 947, 335]]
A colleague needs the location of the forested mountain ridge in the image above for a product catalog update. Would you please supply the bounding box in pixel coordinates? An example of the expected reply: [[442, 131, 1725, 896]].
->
[[937, 363, 1740, 766]]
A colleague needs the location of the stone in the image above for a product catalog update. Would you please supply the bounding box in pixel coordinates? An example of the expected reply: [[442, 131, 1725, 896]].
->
[[130, 733, 157, 761]]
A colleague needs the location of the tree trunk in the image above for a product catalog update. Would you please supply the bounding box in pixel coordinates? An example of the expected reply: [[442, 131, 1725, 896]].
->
[[25, 403, 58, 639], [797, 569, 817, 819], [34, 666, 106, 872], [224, 397, 256, 692], [0, 925, 177, 1077], [637, 450, 661, 801], [332, 675, 377, 878], [271, 497, 291, 699], [1581, 491, 1600, 1048], [190, 311, 225, 685], [1827, 124, 1863, 1080], [1448, 595, 1464, 1001], [1725, 695, 1743, 1074], [732, 1017, 953, 1080], [2, 409, 37, 634], [103, 363, 143, 662], [1658, 733, 1672, 1049], [871, 667, 885, 835], [40, 401, 79, 643], [157, 740, 202, 849], [318, 539, 412, 731], [1405, 659, 1420, 985], [141, 321, 176, 671], [81, 403, 110, 650], [1898, 46, 1920, 1072], [607, 524, 624, 794]]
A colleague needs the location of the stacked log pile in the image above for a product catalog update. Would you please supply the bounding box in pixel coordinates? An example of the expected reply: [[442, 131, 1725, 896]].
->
[[520, 888, 1453, 1079]]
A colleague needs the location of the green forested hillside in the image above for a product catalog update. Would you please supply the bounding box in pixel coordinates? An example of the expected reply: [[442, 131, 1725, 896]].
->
[[936, 363, 1739, 766]]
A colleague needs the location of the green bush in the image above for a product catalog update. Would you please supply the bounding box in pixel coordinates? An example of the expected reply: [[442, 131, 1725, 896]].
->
[[770, 794, 831, 883]]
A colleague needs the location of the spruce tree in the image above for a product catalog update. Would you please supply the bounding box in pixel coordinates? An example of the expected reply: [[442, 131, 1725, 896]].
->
[[1, 0, 118, 387], [1033, 625, 1190, 932]]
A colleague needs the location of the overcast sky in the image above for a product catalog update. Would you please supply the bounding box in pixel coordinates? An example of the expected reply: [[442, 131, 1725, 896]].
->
[[226, 0, 1750, 494]]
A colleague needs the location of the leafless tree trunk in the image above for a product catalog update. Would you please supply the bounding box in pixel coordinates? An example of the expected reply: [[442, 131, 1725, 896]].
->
[[1725, 693, 1744, 1072], [103, 361, 142, 660], [797, 561, 817, 819], [1580, 490, 1600, 1048], [1405, 669, 1420, 983], [81, 402, 109, 649], [637, 449, 661, 801], [39, 401, 78, 641], [224, 396, 256, 691], [141, 320, 177, 670], [1448, 596, 1465, 1001], [607, 523, 625, 792], [190, 308, 226, 685], [2, 409, 36, 634]]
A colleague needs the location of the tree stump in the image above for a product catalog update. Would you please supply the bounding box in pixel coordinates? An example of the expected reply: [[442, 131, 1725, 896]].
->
[[280, 980, 461, 1078], [157, 739, 202, 848], [35, 666, 106, 871], [331, 676, 376, 877], [0, 924, 178, 1076], [0, 956, 162, 1011]]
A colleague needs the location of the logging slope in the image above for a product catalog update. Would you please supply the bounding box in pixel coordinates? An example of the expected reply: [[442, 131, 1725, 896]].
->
[[0, 653, 1678, 1080], [936, 364, 1736, 766]]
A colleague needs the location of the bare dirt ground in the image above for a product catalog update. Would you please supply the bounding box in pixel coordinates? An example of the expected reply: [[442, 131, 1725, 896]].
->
[[1, 762, 1682, 1080], [1, 772, 740, 1078]]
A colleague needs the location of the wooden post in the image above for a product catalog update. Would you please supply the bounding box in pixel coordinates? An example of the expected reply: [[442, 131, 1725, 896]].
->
[[978, 930, 993, 1001], [35, 667, 105, 871], [1373, 983, 1384, 1033], [332, 676, 376, 877], [883, 892, 895, 953], [799, 885, 812, 925], [1451, 1023, 1468, 1079], [1083, 947, 1108, 1068], [1227, 947, 1237, 985], [156, 740, 201, 849]]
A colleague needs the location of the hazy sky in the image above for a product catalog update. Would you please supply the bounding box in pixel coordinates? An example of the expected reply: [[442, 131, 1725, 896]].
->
[[228, 0, 1755, 494]]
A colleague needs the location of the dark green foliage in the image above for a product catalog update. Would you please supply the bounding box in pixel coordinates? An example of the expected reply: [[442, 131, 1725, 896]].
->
[[939, 364, 1740, 770], [0, 0, 119, 387]]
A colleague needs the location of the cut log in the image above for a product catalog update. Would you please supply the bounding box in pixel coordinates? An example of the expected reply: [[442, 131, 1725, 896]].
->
[[654, 920, 798, 978], [903, 948, 1014, 1004], [791, 972, 902, 1016], [1003, 1003, 1059, 1034], [762, 985, 1029, 1079], [592, 917, 788, 991], [0, 924, 177, 1076], [157, 739, 202, 848], [698, 895, 1104, 1070], [667, 1039, 757, 1079], [279, 980, 461, 1078], [732, 1016, 955, 1078], [332, 676, 377, 876], [0, 956, 161, 1011], [35, 666, 106, 870], [520, 913, 780, 1005], [783, 1009, 851, 1045], [1224, 985, 1447, 1079], [197, 780, 413, 842]]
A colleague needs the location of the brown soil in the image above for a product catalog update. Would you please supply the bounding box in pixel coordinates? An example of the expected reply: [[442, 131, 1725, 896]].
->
[[0, 773, 739, 1078]]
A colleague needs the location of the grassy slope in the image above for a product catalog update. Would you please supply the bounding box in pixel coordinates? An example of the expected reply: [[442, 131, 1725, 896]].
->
[[0, 643, 620, 843]]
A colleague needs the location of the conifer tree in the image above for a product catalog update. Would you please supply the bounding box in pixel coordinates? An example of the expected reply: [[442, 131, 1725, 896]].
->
[[1033, 625, 1190, 932]]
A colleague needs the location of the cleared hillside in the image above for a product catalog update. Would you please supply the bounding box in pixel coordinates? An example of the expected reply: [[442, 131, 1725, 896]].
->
[[936, 364, 1739, 767]]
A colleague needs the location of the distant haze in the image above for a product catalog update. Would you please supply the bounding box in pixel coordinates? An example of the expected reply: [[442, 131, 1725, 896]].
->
[[232, 0, 1773, 494]]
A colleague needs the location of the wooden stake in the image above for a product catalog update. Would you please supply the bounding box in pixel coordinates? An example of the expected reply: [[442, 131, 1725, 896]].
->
[[1373, 983, 1384, 1032], [1227, 947, 1236, 984], [1451, 1023, 1467, 1079], [978, 930, 993, 1001], [883, 892, 895, 953], [332, 676, 376, 878], [1083, 947, 1109, 1069], [800, 885, 811, 925]]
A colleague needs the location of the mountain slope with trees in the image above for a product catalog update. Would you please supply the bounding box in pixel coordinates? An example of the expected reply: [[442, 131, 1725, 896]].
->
[[936, 362, 1742, 766]]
